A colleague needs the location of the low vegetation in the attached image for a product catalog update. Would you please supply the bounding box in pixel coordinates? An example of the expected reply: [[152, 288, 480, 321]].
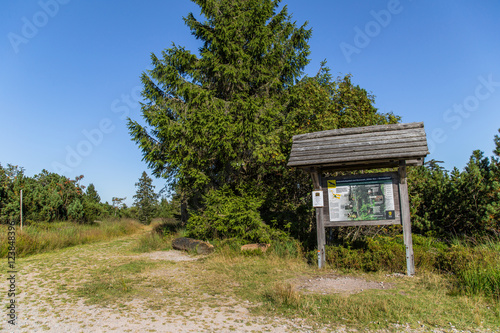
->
[[0, 218, 141, 258], [70, 229, 500, 330], [1, 218, 499, 331]]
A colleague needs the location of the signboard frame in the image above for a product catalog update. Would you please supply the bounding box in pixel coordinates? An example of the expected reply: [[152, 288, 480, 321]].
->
[[320, 172, 401, 227]]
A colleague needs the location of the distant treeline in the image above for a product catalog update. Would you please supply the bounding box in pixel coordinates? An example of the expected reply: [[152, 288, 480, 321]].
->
[[0, 166, 111, 223], [0, 166, 176, 224]]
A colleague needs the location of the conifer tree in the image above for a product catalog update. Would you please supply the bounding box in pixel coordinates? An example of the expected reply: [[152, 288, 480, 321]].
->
[[128, 0, 399, 238], [133, 172, 158, 224], [86, 183, 100, 203], [128, 0, 311, 205]]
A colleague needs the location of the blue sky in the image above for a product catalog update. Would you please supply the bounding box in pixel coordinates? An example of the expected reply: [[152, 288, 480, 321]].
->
[[1, 0, 499, 206]]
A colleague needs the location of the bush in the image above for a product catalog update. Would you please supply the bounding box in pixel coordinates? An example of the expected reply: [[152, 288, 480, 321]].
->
[[186, 186, 283, 243]]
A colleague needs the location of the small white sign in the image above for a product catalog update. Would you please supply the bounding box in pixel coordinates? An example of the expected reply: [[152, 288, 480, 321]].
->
[[312, 190, 324, 207]]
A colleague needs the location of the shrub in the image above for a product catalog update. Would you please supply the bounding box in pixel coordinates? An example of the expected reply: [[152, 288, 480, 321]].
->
[[186, 186, 282, 243]]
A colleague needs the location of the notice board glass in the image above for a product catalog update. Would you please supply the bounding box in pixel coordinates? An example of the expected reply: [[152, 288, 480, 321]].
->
[[322, 172, 401, 227]]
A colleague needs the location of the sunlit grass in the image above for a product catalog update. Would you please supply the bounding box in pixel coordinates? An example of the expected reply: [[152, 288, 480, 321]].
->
[[0, 218, 142, 257]]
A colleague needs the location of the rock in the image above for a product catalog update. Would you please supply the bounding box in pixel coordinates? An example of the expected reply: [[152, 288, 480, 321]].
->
[[240, 243, 271, 253], [172, 237, 214, 254]]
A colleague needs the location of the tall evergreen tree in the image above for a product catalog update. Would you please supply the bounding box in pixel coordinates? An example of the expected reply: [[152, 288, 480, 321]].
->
[[128, 0, 311, 206], [133, 172, 158, 224], [86, 183, 100, 203], [128, 0, 399, 240]]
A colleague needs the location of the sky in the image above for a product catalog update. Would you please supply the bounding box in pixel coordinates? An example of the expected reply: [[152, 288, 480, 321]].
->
[[1, 0, 499, 206]]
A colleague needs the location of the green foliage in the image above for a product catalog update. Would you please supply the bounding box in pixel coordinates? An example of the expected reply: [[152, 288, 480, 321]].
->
[[455, 261, 500, 300], [322, 235, 406, 272], [133, 171, 158, 224], [132, 232, 172, 253], [128, 0, 312, 204], [0, 165, 115, 224], [67, 198, 84, 222], [186, 186, 284, 243], [156, 195, 181, 222], [128, 0, 400, 243], [86, 183, 101, 203], [408, 130, 500, 238], [315, 234, 500, 301]]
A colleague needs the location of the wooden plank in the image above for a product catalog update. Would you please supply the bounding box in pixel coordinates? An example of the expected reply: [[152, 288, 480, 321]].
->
[[289, 151, 429, 166], [289, 150, 429, 165], [288, 147, 429, 165], [324, 219, 401, 227], [322, 171, 398, 181], [292, 136, 427, 152], [310, 160, 420, 172], [293, 128, 426, 146], [290, 141, 428, 158], [399, 162, 415, 276], [291, 157, 425, 170], [311, 168, 321, 189], [293, 122, 424, 141]]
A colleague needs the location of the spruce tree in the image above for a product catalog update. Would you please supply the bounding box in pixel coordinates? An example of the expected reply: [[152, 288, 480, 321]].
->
[[128, 0, 311, 206], [86, 183, 100, 203], [133, 172, 158, 224], [128, 0, 399, 239]]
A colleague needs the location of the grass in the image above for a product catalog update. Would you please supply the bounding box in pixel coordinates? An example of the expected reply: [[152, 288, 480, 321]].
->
[[76, 260, 155, 304], [174, 237, 500, 330], [2, 221, 499, 331], [455, 261, 500, 300], [132, 232, 172, 253], [0, 218, 142, 258], [131, 219, 184, 253]]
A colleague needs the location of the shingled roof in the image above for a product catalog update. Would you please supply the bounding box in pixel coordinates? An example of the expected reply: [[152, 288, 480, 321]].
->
[[287, 122, 429, 171]]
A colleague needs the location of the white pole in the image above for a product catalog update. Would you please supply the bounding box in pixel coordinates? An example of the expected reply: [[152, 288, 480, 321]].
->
[[20, 189, 23, 231]]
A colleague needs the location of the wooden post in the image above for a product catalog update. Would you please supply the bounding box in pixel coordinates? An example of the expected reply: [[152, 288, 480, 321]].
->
[[311, 169, 326, 268], [398, 161, 415, 276], [20, 189, 23, 231]]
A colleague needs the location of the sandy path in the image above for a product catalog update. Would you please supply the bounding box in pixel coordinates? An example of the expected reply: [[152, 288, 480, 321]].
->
[[1, 235, 338, 333]]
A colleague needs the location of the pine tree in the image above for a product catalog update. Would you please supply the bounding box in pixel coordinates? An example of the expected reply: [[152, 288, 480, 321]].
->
[[133, 172, 158, 224]]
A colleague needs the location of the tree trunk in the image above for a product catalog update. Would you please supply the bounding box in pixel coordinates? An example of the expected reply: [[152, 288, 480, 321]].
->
[[172, 237, 214, 254]]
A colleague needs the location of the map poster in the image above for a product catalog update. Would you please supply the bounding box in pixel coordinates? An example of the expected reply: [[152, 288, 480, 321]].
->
[[327, 175, 396, 222]]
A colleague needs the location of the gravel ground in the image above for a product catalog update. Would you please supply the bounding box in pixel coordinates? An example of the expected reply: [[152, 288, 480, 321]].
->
[[2, 243, 341, 332]]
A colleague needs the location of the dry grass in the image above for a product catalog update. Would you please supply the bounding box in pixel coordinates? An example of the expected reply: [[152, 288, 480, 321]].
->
[[0, 218, 143, 257], [3, 229, 499, 332]]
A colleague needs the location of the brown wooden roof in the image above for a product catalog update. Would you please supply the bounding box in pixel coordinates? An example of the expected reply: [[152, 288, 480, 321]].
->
[[287, 122, 429, 171]]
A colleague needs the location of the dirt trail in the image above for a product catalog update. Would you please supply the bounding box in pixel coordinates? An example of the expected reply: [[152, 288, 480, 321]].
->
[[1, 233, 342, 333]]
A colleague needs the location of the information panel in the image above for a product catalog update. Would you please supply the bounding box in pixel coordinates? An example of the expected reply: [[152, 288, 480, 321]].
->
[[326, 174, 397, 222]]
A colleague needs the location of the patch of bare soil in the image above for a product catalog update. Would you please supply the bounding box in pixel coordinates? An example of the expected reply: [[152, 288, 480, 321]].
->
[[138, 249, 200, 262], [293, 273, 392, 295]]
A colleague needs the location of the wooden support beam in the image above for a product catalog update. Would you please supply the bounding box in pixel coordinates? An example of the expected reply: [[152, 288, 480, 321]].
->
[[399, 161, 415, 276], [311, 169, 326, 268]]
